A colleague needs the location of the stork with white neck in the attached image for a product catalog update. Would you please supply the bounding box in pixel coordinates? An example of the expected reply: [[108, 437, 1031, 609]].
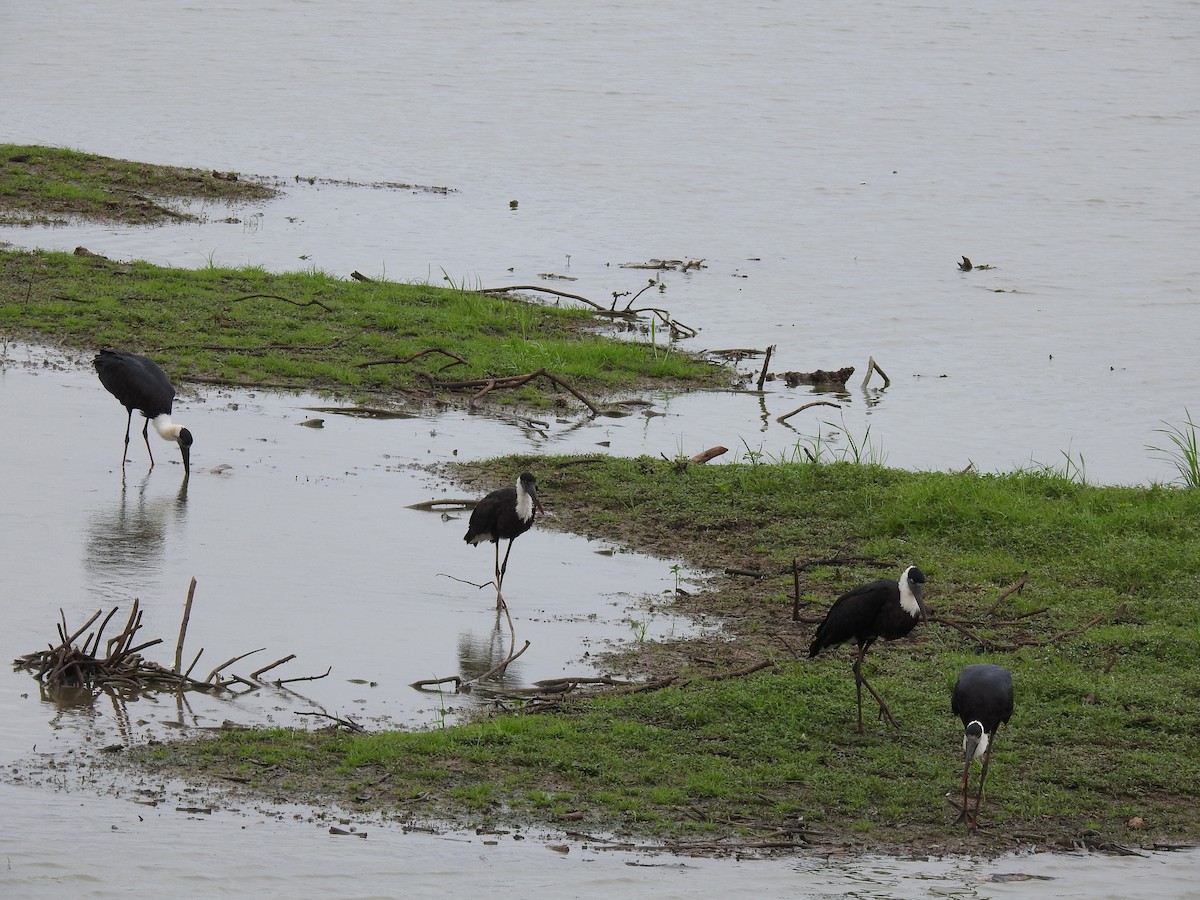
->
[[463, 472, 544, 610], [94, 349, 193, 478], [808, 565, 928, 733], [951, 663, 1014, 831]]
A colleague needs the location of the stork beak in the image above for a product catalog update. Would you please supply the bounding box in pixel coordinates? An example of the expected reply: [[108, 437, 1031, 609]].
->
[[915, 586, 928, 623], [177, 427, 193, 479], [963, 733, 980, 770], [531, 487, 545, 516]]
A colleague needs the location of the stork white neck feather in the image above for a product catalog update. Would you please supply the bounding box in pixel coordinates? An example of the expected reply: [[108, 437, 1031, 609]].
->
[[964, 722, 990, 759], [898, 571, 922, 618], [515, 479, 535, 522], [151, 414, 185, 441]]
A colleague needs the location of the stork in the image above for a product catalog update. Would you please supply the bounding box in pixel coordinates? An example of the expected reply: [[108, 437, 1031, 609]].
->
[[93, 349, 192, 478], [808, 565, 928, 733], [463, 472, 544, 609], [951, 663, 1014, 831]]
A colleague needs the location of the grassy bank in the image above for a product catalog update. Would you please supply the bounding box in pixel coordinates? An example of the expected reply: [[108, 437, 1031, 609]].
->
[[0, 144, 277, 225], [0, 248, 730, 406], [127, 454, 1200, 856]]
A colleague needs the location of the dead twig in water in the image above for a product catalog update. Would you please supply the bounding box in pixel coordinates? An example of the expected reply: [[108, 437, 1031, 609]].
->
[[411, 675, 465, 691], [206, 648, 266, 684], [475, 640, 531, 684], [297, 711, 367, 733], [756, 345, 775, 391], [777, 400, 842, 425], [174, 577, 198, 674], [407, 498, 477, 511], [861, 355, 890, 388]]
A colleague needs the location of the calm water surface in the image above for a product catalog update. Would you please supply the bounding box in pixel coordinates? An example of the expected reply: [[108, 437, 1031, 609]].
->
[[2, 0, 1199, 894]]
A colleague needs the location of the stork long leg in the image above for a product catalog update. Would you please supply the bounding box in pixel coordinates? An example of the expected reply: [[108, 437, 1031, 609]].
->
[[493, 538, 517, 610], [851, 643, 899, 732], [493, 541, 506, 610], [499, 538, 516, 582], [141, 417, 156, 467], [955, 761, 973, 827], [120, 407, 134, 466], [971, 727, 1000, 830]]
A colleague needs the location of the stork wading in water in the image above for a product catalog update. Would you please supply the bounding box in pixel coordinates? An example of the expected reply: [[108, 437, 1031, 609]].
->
[[93, 349, 193, 479], [463, 472, 544, 609], [808, 565, 928, 733], [951, 663, 1014, 831]]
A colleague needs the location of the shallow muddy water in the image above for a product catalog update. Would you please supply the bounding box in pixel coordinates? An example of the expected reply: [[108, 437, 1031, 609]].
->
[[3, 0, 1200, 893], [3, 348, 1197, 897]]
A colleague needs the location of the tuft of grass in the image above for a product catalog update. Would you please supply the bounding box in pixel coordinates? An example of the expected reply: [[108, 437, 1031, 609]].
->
[[1149, 410, 1200, 488]]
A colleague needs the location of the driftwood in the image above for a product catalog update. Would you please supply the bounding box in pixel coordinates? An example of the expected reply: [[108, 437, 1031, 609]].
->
[[481, 284, 697, 339], [526, 660, 776, 711], [432, 368, 602, 416], [406, 498, 478, 511], [618, 258, 706, 272], [775, 367, 855, 388], [776, 400, 842, 424], [354, 348, 468, 373], [13, 580, 322, 694], [662, 445, 729, 473], [756, 345, 775, 391], [297, 711, 366, 733], [689, 446, 729, 465], [861, 356, 890, 388]]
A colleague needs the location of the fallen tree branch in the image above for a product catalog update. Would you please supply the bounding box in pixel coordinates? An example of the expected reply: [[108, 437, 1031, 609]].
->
[[174, 577, 197, 674], [982, 571, 1029, 617], [433, 368, 601, 416], [756, 345, 775, 391], [475, 640, 531, 683], [776, 400, 842, 424], [14, 581, 322, 697], [274, 666, 333, 686], [230, 293, 333, 312], [861, 355, 890, 388], [297, 711, 367, 733], [354, 348, 469, 370]]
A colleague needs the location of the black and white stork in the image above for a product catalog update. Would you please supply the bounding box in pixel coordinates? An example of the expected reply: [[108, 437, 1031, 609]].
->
[[808, 565, 928, 733], [951, 663, 1014, 831], [93, 349, 193, 478], [463, 472, 544, 609]]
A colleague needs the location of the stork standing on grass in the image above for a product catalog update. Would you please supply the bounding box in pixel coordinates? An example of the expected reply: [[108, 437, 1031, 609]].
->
[[808, 565, 928, 733], [463, 472, 544, 609], [93, 349, 193, 478], [951, 663, 1014, 831]]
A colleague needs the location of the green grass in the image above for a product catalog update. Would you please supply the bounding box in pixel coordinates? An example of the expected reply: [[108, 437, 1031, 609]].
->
[[1149, 410, 1200, 489], [127, 455, 1200, 853], [0, 249, 730, 403], [0, 144, 277, 225]]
